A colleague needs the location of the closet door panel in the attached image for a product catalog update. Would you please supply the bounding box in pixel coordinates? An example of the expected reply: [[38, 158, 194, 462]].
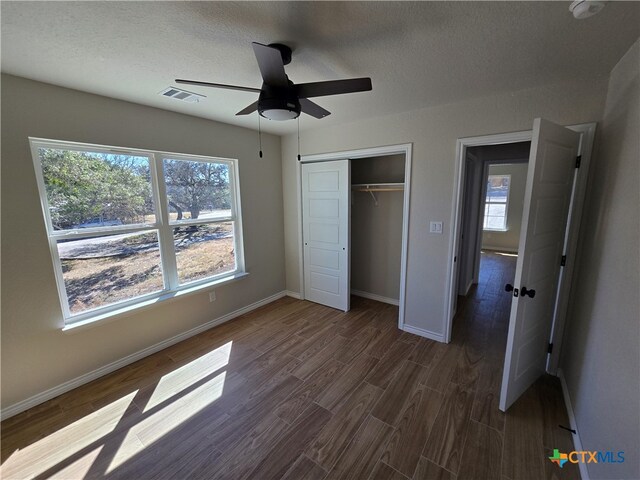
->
[[302, 160, 350, 312]]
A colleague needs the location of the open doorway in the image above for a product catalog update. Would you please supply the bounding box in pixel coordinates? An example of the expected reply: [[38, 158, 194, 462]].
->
[[455, 142, 531, 313], [447, 121, 597, 412]]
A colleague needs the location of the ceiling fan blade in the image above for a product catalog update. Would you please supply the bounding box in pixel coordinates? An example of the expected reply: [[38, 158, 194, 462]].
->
[[175, 79, 260, 94], [236, 101, 259, 116], [299, 99, 331, 119], [252, 42, 288, 87], [295, 77, 372, 99]]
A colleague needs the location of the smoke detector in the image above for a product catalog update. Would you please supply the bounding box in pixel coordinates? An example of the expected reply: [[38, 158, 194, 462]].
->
[[569, 1, 606, 19], [159, 87, 205, 103]]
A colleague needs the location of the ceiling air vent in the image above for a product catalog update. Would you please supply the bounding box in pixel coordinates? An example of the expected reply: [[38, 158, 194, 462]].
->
[[159, 87, 205, 103]]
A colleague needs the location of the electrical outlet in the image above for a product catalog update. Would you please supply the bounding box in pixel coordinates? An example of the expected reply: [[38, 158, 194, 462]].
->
[[430, 221, 443, 234], [209, 291, 216, 302]]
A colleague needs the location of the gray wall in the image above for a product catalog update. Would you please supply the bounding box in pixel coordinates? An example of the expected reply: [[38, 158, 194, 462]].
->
[[282, 78, 607, 339], [560, 39, 640, 480], [1, 75, 285, 409], [351, 155, 405, 301], [482, 163, 529, 252]]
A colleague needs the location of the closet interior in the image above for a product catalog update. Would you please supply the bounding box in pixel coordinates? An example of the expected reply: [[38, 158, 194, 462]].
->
[[350, 154, 406, 306]]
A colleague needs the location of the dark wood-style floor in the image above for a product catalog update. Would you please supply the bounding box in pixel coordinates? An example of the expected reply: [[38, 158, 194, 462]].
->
[[1, 252, 579, 480]]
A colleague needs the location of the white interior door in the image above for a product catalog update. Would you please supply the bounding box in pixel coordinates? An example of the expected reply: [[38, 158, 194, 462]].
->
[[302, 160, 350, 311], [499, 118, 580, 411]]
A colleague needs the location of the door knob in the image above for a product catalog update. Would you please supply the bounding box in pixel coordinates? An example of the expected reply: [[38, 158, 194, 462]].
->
[[521, 287, 536, 298], [505, 283, 514, 292]]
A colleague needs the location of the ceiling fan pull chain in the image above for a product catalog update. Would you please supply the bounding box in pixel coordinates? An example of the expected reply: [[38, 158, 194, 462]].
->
[[258, 113, 263, 158], [297, 117, 301, 162]]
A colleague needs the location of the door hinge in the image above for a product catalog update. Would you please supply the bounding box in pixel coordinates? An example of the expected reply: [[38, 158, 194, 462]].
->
[[548, 343, 553, 354], [575, 155, 582, 168], [560, 255, 567, 267]]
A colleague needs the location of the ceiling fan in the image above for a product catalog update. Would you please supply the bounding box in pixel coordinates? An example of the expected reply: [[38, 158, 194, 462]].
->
[[176, 42, 372, 121]]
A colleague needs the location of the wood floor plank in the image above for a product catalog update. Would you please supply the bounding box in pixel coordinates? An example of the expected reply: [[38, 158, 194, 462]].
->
[[292, 335, 351, 380], [339, 311, 373, 338], [275, 358, 347, 424], [365, 340, 416, 389], [207, 413, 289, 480], [325, 415, 393, 480], [280, 455, 327, 480], [408, 337, 445, 368], [307, 381, 383, 471], [536, 375, 576, 453], [367, 327, 405, 360], [381, 385, 443, 478], [399, 331, 420, 345], [424, 344, 462, 393], [470, 359, 505, 432], [451, 342, 483, 387], [502, 388, 546, 480], [413, 457, 454, 480], [208, 374, 303, 453], [371, 360, 428, 426], [245, 403, 332, 480], [457, 419, 502, 480], [289, 323, 343, 362], [423, 380, 475, 474], [316, 354, 379, 412], [369, 461, 410, 480], [335, 326, 382, 364]]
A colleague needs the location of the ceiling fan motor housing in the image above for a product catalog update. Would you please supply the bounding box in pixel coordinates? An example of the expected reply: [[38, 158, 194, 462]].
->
[[258, 83, 301, 120]]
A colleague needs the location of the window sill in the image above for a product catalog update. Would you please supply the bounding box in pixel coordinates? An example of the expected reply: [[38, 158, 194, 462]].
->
[[483, 228, 509, 232], [62, 272, 249, 334]]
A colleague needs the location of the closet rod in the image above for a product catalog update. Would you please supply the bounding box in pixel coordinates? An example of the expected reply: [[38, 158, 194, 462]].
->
[[351, 182, 404, 192]]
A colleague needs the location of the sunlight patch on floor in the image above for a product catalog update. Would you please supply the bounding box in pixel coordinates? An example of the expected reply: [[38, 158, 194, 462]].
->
[[107, 370, 227, 473], [50, 446, 104, 479], [144, 341, 232, 412], [0, 391, 137, 479], [494, 251, 518, 257]]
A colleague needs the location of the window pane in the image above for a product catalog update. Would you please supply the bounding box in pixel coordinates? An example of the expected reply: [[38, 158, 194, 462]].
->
[[486, 174, 510, 203], [38, 148, 154, 230], [485, 216, 506, 230], [174, 223, 236, 284], [58, 231, 163, 314], [163, 159, 231, 222], [487, 204, 506, 216]]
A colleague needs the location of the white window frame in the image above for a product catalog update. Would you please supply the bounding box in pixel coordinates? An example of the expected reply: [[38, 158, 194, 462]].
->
[[483, 173, 511, 231], [30, 137, 246, 328]]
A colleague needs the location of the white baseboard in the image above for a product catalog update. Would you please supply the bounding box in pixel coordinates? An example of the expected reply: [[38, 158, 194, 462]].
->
[[351, 289, 399, 306], [0, 291, 287, 421], [285, 290, 302, 299], [557, 368, 589, 480], [401, 324, 445, 343]]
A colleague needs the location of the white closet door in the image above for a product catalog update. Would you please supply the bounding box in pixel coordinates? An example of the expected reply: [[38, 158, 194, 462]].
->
[[302, 160, 350, 312], [499, 118, 580, 411]]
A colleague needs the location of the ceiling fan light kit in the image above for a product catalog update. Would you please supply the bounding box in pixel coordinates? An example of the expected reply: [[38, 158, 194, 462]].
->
[[569, 0, 606, 19], [176, 42, 372, 122]]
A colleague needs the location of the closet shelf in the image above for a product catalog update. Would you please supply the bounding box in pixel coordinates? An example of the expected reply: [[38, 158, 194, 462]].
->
[[351, 182, 404, 192], [352, 183, 404, 207]]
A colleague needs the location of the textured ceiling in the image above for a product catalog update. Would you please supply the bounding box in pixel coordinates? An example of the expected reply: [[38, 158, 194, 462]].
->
[[2, 1, 639, 135]]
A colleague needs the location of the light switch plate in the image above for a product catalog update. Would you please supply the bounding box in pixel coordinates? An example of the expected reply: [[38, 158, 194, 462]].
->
[[209, 291, 216, 302], [430, 221, 443, 234]]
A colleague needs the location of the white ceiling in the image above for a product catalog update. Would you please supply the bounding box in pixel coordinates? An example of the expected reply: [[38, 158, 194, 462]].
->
[[2, 1, 639, 135]]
